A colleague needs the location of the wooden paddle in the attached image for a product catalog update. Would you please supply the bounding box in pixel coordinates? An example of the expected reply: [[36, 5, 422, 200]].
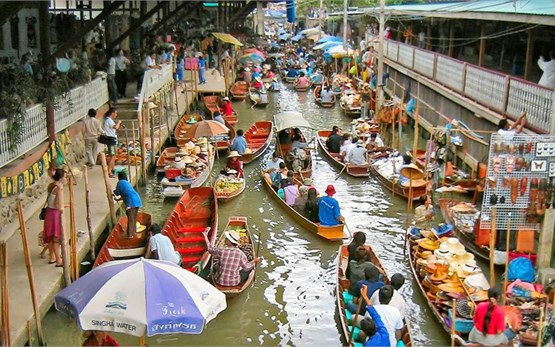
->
[[348, 294, 364, 346], [335, 165, 347, 180], [451, 299, 457, 347]]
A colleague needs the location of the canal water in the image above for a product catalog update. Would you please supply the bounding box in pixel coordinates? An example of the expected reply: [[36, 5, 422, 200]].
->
[[43, 84, 451, 346]]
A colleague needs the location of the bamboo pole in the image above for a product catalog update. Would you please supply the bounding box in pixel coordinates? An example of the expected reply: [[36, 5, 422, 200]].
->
[[83, 167, 95, 260], [0, 242, 10, 347], [124, 129, 131, 177], [68, 176, 79, 281], [502, 217, 511, 305], [150, 112, 155, 167], [59, 181, 71, 287], [26, 320, 32, 347], [442, 131, 451, 187], [489, 206, 497, 286], [132, 121, 139, 183], [140, 111, 147, 184], [450, 299, 456, 347], [16, 201, 45, 345], [412, 107, 420, 160], [158, 104, 162, 154], [99, 153, 117, 225]]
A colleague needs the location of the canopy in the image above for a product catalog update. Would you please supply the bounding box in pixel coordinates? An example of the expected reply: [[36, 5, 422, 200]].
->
[[267, 53, 285, 58], [212, 32, 243, 46], [54, 258, 227, 337], [314, 41, 343, 50], [300, 27, 321, 36], [274, 111, 313, 132], [327, 45, 355, 58], [316, 36, 343, 44], [239, 53, 265, 64]]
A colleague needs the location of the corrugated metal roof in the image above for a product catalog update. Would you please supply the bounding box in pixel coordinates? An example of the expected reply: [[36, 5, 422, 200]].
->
[[383, 0, 555, 16]]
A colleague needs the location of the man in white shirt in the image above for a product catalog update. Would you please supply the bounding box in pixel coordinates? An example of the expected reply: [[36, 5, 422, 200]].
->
[[497, 111, 527, 141], [107, 53, 118, 103], [366, 132, 384, 150], [264, 152, 284, 173], [146, 224, 181, 265], [341, 135, 357, 162], [538, 51, 555, 89], [370, 273, 406, 317], [346, 139, 368, 166]]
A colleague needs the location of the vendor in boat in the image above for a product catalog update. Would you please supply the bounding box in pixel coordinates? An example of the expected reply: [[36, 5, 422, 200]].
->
[[146, 224, 181, 265], [365, 133, 384, 150], [230, 129, 248, 155], [360, 83, 372, 120], [250, 88, 268, 109], [346, 139, 368, 166], [203, 229, 260, 287], [320, 85, 337, 103], [318, 185, 345, 226], [326, 126, 344, 155], [269, 78, 280, 91], [113, 171, 142, 238], [311, 70, 324, 85], [220, 96, 234, 117], [264, 152, 285, 173], [224, 151, 243, 178], [414, 195, 434, 228], [469, 287, 517, 346], [397, 154, 413, 185], [252, 76, 264, 90], [296, 72, 310, 88], [82, 330, 120, 346]]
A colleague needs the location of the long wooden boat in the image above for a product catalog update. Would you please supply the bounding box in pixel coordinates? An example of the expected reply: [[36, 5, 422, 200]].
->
[[175, 113, 204, 147], [93, 212, 152, 268], [368, 157, 427, 201], [278, 129, 313, 180], [203, 95, 219, 115], [156, 147, 179, 173], [212, 216, 256, 296], [248, 88, 269, 108], [214, 119, 236, 152], [262, 174, 347, 241], [336, 244, 412, 346], [241, 121, 274, 165], [284, 76, 298, 84], [316, 130, 370, 177], [230, 81, 249, 100], [161, 187, 218, 275], [314, 86, 336, 108], [340, 100, 361, 118], [214, 175, 246, 202]]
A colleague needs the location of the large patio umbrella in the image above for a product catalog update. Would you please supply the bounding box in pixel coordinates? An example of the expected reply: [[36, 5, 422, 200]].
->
[[316, 36, 342, 45], [54, 258, 227, 337], [244, 48, 265, 59], [239, 53, 265, 64], [327, 45, 355, 58], [313, 41, 343, 51], [183, 120, 229, 139]]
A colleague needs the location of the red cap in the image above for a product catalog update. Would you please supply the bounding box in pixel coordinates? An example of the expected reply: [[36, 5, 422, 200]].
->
[[325, 184, 336, 196]]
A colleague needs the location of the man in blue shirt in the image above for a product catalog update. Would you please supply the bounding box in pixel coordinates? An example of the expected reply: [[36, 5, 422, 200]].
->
[[359, 285, 391, 347], [113, 171, 142, 237], [318, 184, 344, 226], [198, 56, 206, 84], [347, 266, 384, 315], [230, 129, 248, 155]]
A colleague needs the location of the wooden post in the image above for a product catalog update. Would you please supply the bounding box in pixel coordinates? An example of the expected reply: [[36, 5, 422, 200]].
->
[[16, 201, 46, 346], [125, 129, 132, 178], [489, 206, 497, 286], [139, 111, 147, 185], [502, 217, 511, 305], [83, 167, 95, 261], [0, 242, 10, 347], [448, 23, 455, 57], [99, 153, 117, 225], [524, 29, 533, 80], [68, 176, 79, 281], [158, 107, 162, 154], [478, 23, 486, 67], [150, 112, 155, 167], [412, 107, 420, 160], [132, 122, 139, 182], [426, 25, 432, 50], [59, 181, 71, 287]]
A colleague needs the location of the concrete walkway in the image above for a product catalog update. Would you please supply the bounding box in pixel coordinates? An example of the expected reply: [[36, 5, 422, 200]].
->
[[5, 82, 196, 346]]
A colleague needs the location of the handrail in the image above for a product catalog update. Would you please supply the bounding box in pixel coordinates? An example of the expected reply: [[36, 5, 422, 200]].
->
[[368, 34, 553, 133]]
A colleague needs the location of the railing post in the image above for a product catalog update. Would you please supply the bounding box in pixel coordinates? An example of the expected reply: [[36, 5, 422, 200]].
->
[[411, 46, 415, 70], [432, 53, 438, 81], [461, 62, 468, 97], [502, 76, 510, 115]]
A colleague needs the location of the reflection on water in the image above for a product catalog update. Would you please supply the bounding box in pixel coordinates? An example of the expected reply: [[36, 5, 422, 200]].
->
[[43, 84, 450, 346]]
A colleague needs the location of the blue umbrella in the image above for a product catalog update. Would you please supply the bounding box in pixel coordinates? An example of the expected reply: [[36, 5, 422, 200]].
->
[[316, 36, 343, 45], [291, 33, 303, 42], [54, 258, 227, 337], [240, 53, 265, 64], [279, 33, 290, 41], [313, 41, 343, 50]]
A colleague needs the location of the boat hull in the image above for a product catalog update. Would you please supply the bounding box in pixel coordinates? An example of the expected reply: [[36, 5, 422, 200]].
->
[[241, 121, 274, 165], [317, 130, 370, 178]]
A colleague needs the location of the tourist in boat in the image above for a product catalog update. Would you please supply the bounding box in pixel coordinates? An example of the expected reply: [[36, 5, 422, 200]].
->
[[82, 330, 120, 346], [293, 185, 309, 215], [370, 273, 406, 317], [469, 287, 517, 346], [347, 266, 384, 314], [146, 224, 181, 265], [339, 134, 354, 160], [286, 66, 298, 79], [82, 108, 102, 169], [264, 152, 284, 173], [292, 134, 310, 151], [346, 139, 368, 166], [346, 231, 367, 277], [43, 169, 66, 267], [283, 177, 299, 207], [348, 246, 378, 295], [213, 110, 225, 124], [230, 129, 248, 155], [296, 72, 310, 88], [318, 185, 345, 226], [224, 151, 243, 178], [320, 85, 337, 103], [414, 195, 434, 228], [220, 96, 234, 117], [356, 285, 391, 347], [113, 171, 142, 238], [278, 129, 292, 145], [203, 229, 260, 287], [326, 126, 343, 154], [305, 187, 320, 223], [397, 154, 413, 185], [497, 111, 527, 141], [365, 132, 384, 150], [103, 107, 122, 178]]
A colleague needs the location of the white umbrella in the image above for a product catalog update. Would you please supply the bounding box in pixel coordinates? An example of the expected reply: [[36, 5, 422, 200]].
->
[[274, 111, 313, 132]]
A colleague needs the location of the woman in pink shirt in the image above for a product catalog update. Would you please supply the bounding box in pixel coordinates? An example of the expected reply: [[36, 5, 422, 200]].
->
[[283, 177, 299, 206], [296, 72, 309, 88]]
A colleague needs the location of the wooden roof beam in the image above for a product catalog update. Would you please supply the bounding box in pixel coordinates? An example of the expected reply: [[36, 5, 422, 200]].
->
[[227, 2, 256, 29], [109, 0, 168, 48], [145, 1, 197, 36]]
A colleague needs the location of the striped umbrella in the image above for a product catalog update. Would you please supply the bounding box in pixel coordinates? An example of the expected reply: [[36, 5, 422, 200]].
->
[[244, 48, 265, 59], [240, 53, 265, 64]]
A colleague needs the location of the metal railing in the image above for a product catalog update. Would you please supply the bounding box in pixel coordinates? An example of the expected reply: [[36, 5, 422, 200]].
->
[[370, 34, 554, 133], [137, 64, 173, 115], [0, 76, 109, 168]]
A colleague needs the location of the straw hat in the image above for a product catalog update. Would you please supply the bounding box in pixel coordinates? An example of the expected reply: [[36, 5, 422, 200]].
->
[[400, 164, 424, 180], [417, 254, 438, 267], [227, 169, 238, 174], [244, 67, 251, 72], [136, 223, 147, 233], [200, 147, 208, 153], [452, 249, 474, 266], [223, 96, 230, 101], [464, 273, 490, 291], [418, 238, 440, 251], [445, 238, 465, 254], [437, 283, 464, 294], [185, 141, 196, 150], [430, 264, 449, 282], [194, 146, 201, 154], [225, 230, 240, 245], [228, 151, 241, 158], [182, 156, 193, 164], [174, 156, 182, 163], [255, 76, 262, 82], [434, 243, 451, 259], [263, 64, 271, 70], [243, 148, 253, 154], [177, 147, 188, 155]]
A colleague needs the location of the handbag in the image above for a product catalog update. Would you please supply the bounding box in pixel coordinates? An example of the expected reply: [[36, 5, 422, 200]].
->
[[98, 134, 117, 145]]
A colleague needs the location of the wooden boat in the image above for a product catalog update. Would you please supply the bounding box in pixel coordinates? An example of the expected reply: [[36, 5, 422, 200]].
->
[[174, 113, 204, 147], [316, 130, 370, 178], [214, 175, 246, 202], [336, 244, 413, 346], [314, 86, 336, 108], [368, 157, 427, 201], [278, 129, 313, 180], [156, 147, 179, 173], [340, 101, 361, 118], [203, 95, 219, 115], [262, 174, 348, 241], [284, 76, 298, 84], [230, 81, 249, 100], [241, 121, 274, 165], [214, 119, 236, 152], [294, 80, 312, 92], [212, 216, 256, 296], [161, 187, 218, 274], [248, 88, 269, 108], [93, 212, 152, 268]]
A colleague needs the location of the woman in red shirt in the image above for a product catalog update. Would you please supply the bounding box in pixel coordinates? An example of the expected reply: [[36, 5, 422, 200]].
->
[[224, 151, 243, 177], [469, 287, 516, 346], [220, 97, 234, 116], [82, 331, 120, 346]]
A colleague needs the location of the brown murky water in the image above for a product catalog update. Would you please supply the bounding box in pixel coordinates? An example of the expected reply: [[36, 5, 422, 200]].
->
[[43, 83, 452, 346]]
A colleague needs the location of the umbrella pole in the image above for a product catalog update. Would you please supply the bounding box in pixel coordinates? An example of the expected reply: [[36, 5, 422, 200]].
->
[[16, 201, 45, 345], [0, 242, 10, 347], [489, 205, 497, 286], [68, 175, 79, 281], [84, 167, 95, 260]]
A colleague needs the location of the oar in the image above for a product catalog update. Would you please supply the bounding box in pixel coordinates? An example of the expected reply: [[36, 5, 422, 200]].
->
[[335, 165, 347, 180], [348, 294, 364, 346], [256, 231, 262, 260], [450, 299, 457, 347], [343, 222, 354, 240]]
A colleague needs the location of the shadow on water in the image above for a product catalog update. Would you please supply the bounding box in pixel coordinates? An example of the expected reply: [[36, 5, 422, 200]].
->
[[43, 83, 449, 346]]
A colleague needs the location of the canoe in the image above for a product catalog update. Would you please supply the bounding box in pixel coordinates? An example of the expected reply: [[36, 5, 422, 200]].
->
[[241, 121, 274, 165], [214, 175, 246, 202], [314, 86, 336, 108], [368, 157, 427, 201], [284, 76, 298, 84], [93, 212, 152, 268], [212, 216, 256, 296], [161, 187, 218, 275], [203, 95, 220, 115], [336, 244, 413, 346], [156, 147, 179, 173], [230, 81, 249, 100], [262, 173, 348, 241], [340, 101, 361, 118], [316, 130, 370, 178], [174, 113, 204, 147], [214, 119, 236, 152], [248, 88, 269, 108], [278, 129, 313, 180]]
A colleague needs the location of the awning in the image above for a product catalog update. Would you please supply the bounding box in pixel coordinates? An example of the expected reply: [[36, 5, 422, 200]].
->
[[274, 111, 313, 132], [291, 33, 303, 42], [212, 32, 243, 46]]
